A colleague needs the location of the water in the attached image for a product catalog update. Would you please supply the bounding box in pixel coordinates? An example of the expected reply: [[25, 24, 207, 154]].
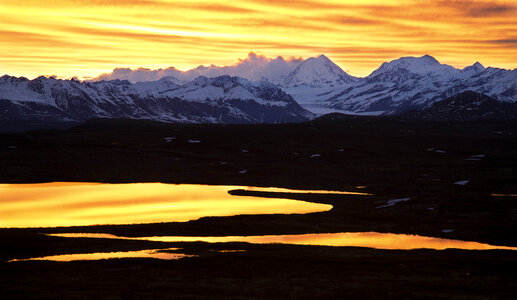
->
[[0, 182, 343, 228], [9, 248, 193, 262], [5, 182, 514, 263], [13, 231, 515, 262], [49, 232, 517, 251]]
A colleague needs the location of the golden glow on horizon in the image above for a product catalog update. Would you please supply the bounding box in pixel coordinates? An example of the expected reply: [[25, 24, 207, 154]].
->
[[50, 232, 517, 251], [0, 182, 332, 228], [1, 0, 516, 79]]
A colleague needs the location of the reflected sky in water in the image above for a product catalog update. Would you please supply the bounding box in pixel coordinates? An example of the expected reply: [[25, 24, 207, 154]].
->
[[50, 232, 517, 251], [9, 248, 193, 262], [0, 182, 336, 228]]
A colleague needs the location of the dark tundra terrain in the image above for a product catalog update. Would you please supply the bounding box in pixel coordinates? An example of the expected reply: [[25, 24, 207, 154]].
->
[[0, 116, 516, 299]]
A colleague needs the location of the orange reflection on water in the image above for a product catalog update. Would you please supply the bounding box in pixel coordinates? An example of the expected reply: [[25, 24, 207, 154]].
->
[[0, 182, 333, 228], [9, 248, 192, 262], [244, 187, 371, 195], [50, 232, 517, 251]]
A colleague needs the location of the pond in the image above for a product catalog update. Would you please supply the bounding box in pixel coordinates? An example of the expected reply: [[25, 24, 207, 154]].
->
[[11, 231, 516, 262], [9, 248, 193, 262], [0, 182, 345, 228], [5, 182, 515, 263], [49, 232, 517, 251]]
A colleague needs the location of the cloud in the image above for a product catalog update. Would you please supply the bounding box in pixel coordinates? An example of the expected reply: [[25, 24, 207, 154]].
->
[[93, 52, 303, 83], [437, 0, 516, 17], [95, 67, 182, 82], [482, 38, 517, 48], [245, 0, 352, 10]]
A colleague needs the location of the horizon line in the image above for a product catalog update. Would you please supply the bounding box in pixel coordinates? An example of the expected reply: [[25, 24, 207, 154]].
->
[[3, 52, 516, 82]]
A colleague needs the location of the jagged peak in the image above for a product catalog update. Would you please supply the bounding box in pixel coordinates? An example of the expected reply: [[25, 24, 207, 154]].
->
[[33, 75, 48, 81], [187, 75, 255, 90], [211, 75, 241, 87], [316, 54, 331, 61], [192, 76, 209, 85], [0, 74, 29, 84], [102, 78, 132, 85], [473, 61, 485, 69], [302, 54, 336, 66], [283, 54, 356, 87], [462, 61, 485, 73]]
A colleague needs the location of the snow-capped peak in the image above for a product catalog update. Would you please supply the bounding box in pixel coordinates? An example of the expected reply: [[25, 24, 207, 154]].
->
[[473, 61, 485, 69], [192, 76, 209, 86], [462, 62, 485, 73], [282, 54, 357, 88], [316, 54, 332, 63], [367, 55, 460, 83]]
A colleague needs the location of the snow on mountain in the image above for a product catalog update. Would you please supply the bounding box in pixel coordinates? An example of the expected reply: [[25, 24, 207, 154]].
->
[[460, 62, 485, 76], [404, 91, 517, 121], [447, 66, 517, 103], [0, 75, 314, 130], [367, 55, 458, 81], [282, 54, 358, 88], [313, 55, 517, 114], [0, 75, 46, 103], [93, 52, 359, 90], [92, 53, 359, 115], [3, 53, 516, 124]]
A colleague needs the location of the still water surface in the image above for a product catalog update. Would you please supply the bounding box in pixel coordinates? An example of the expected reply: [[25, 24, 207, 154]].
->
[[51, 232, 517, 251], [0, 182, 341, 228], [9, 248, 192, 262], [5, 182, 515, 263], [13, 231, 515, 262]]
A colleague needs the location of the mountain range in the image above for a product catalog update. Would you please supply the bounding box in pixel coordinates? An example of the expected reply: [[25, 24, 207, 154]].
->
[[94, 53, 517, 115], [0, 75, 313, 131], [1, 53, 516, 131], [319, 55, 517, 115]]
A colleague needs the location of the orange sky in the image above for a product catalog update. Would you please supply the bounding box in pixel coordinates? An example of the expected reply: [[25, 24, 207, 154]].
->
[[1, 0, 516, 79]]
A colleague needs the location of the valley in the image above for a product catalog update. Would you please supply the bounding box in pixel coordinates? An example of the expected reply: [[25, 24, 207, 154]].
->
[[1, 117, 516, 298]]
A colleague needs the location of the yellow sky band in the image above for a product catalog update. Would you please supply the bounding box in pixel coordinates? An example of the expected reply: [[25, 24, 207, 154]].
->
[[1, 0, 516, 79]]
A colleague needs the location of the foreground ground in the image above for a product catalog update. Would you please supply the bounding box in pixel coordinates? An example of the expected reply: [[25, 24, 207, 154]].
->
[[0, 116, 516, 298], [1, 240, 516, 299]]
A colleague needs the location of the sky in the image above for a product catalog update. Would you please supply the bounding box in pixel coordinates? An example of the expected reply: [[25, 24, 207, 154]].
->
[[1, 0, 516, 79]]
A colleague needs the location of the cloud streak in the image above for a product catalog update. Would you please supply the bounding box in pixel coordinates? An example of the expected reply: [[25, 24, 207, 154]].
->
[[437, 0, 516, 17]]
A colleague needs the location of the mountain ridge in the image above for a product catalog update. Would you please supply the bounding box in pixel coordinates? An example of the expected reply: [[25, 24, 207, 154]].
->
[[0, 74, 314, 131], [93, 52, 358, 88], [1, 53, 516, 131], [319, 55, 517, 115], [89, 54, 516, 115]]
